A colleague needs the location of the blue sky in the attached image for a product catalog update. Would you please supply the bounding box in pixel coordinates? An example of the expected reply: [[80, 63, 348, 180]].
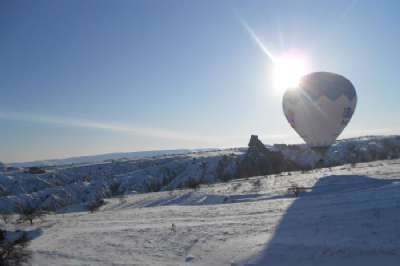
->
[[1, 0, 400, 163]]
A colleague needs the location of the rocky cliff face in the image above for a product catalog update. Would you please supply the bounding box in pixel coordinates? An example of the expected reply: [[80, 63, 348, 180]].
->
[[238, 135, 297, 177]]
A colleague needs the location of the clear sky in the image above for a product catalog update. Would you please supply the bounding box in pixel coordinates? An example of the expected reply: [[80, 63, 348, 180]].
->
[[1, 0, 400, 163]]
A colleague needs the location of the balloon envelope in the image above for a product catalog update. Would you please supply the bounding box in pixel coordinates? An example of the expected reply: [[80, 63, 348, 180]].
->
[[282, 72, 357, 148]]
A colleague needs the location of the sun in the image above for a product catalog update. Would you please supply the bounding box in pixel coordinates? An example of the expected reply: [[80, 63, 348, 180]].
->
[[273, 52, 310, 94]]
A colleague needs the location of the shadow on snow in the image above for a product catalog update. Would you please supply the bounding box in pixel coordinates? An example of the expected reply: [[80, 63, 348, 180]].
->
[[242, 175, 400, 266]]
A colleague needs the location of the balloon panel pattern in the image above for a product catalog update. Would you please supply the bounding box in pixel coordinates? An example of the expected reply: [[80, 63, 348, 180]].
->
[[282, 72, 357, 147]]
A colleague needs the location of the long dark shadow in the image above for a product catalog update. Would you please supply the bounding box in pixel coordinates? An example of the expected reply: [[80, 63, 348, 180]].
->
[[243, 175, 400, 266]]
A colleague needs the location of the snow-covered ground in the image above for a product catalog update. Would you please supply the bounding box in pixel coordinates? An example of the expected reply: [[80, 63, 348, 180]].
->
[[14, 159, 400, 265]]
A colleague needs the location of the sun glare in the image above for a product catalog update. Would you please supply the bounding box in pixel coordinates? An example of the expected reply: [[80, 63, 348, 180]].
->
[[273, 52, 310, 94]]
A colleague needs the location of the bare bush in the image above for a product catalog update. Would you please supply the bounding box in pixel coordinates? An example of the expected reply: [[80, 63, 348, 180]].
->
[[15, 204, 44, 225], [232, 182, 242, 191], [87, 199, 105, 213], [287, 184, 306, 197], [217, 155, 232, 182], [0, 230, 31, 266], [184, 178, 201, 190], [252, 179, 262, 189], [109, 181, 121, 195], [145, 179, 162, 192]]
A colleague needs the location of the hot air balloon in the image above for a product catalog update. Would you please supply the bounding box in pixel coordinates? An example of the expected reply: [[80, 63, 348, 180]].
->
[[282, 72, 357, 155]]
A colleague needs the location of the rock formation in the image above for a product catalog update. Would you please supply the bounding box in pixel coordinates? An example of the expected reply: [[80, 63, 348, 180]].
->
[[238, 135, 297, 177]]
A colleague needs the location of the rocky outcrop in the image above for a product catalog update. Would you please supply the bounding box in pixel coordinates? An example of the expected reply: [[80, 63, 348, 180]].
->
[[238, 135, 298, 177]]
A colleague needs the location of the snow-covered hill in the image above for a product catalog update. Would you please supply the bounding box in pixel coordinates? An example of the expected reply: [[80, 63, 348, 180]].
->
[[10, 149, 209, 168], [0, 135, 399, 214], [0, 149, 245, 213], [274, 135, 400, 168], [19, 158, 400, 265]]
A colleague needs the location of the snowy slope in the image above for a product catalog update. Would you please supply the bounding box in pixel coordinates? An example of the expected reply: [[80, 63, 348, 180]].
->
[[10, 149, 209, 168], [0, 149, 245, 213], [1, 135, 400, 215], [19, 159, 400, 265], [275, 135, 400, 168]]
